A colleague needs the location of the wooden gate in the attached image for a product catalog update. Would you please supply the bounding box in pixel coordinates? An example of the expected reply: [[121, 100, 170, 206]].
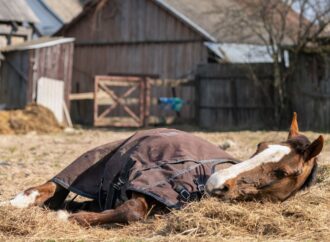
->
[[93, 76, 150, 127]]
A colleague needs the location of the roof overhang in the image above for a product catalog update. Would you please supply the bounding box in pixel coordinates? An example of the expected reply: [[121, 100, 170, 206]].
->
[[205, 42, 274, 63], [154, 0, 217, 42], [0, 37, 75, 52]]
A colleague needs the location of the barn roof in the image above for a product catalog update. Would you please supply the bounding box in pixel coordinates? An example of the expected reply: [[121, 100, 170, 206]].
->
[[41, 0, 90, 24], [0, 37, 74, 52], [0, 0, 39, 23], [156, 0, 304, 45]]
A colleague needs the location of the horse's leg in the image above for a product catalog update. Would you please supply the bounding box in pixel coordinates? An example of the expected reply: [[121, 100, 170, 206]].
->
[[10, 181, 69, 209], [68, 193, 149, 227]]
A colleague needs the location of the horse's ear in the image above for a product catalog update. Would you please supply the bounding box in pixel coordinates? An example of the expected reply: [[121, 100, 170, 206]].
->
[[304, 135, 324, 161], [288, 112, 299, 139]]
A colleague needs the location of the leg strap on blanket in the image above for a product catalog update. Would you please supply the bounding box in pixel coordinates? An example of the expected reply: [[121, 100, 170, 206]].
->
[[104, 158, 136, 210]]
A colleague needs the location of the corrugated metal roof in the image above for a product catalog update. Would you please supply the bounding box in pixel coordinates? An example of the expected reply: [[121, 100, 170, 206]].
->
[[205, 42, 274, 63], [0, 37, 74, 52], [0, 0, 39, 23], [26, 0, 64, 36]]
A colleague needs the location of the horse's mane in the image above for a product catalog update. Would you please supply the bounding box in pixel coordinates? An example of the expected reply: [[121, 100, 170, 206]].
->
[[287, 135, 310, 154]]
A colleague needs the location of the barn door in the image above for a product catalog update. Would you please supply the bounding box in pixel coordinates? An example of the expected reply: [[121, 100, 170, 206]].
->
[[93, 76, 150, 127]]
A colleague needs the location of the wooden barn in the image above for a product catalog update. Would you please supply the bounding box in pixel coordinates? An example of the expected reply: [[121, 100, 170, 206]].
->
[[57, 0, 217, 125], [57, 0, 304, 128], [59, 0, 279, 125], [0, 37, 74, 122]]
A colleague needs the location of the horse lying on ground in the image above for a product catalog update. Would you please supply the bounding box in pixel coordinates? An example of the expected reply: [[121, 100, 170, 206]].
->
[[6, 113, 323, 227]]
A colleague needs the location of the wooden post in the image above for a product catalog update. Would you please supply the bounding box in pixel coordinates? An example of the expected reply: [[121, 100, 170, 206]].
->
[[93, 76, 99, 126]]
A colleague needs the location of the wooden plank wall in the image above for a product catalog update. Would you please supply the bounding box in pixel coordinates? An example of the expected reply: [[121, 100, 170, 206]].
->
[[149, 79, 196, 124], [60, 0, 207, 124], [0, 51, 29, 108], [30, 42, 74, 109], [288, 52, 330, 131], [65, 0, 203, 43], [0, 42, 74, 110], [197, 64, 275, 130]]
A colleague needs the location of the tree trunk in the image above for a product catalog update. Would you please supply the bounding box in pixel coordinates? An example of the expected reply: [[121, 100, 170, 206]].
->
[[273, 52, 284, 128]]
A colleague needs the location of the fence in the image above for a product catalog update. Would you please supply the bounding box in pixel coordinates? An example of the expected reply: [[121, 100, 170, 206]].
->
[[288, 52, 330, 131], [196, 63, 275, 130], [70, 74, 196, 126]]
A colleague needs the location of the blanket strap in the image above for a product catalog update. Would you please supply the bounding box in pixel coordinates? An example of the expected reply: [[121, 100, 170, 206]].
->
[[104, 158, 136, 210]]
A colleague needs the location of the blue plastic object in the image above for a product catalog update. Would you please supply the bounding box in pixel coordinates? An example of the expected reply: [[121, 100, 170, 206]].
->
[[158, 97, 184, 112]]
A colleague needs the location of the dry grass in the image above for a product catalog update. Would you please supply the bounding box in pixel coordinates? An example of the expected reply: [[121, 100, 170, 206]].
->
[[0, 128, 329, 241]]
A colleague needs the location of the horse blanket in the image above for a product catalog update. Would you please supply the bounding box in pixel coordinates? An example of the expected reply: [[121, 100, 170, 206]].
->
[[52, 129, 239, 209]]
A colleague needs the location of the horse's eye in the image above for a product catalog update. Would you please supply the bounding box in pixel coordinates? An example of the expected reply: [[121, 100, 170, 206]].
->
[[274, 169, 288, 179]]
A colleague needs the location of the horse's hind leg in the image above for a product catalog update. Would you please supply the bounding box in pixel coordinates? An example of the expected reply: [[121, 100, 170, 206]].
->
[[68, 193, 149, 227], [10, 181, 69, 209]]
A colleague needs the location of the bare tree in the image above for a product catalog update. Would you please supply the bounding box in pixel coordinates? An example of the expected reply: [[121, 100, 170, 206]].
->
[[212, 0, 330, 125]]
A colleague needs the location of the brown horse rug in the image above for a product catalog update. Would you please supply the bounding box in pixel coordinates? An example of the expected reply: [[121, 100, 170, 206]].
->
[[52, 128, 239, 209]]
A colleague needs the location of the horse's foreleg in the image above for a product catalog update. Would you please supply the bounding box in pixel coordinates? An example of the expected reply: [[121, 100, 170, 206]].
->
[[10, 181, 68, 209], [68, 194, 149, 227]]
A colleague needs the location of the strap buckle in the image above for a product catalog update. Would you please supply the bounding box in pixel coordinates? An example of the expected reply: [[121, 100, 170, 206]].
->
[[180, 189, 191, 201], [113, 178, 125, 190], [194, 178, 205, 194], [197, 184, 205, 193]]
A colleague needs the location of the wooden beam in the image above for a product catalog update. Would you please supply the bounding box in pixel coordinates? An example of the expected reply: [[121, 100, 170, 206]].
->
[[69, 92, 94, 100], [75, 39, 203, 47]]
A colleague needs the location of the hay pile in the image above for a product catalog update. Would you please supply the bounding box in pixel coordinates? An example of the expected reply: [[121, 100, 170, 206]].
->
[[0, 104, 62, 134]]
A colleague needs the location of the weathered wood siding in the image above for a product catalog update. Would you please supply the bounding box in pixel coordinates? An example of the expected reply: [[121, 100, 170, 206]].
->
[[0, 51, 29, 108], [197, 64, 275, 130], [60, 0, 207, 124], [28, 42, 74, 108], [66, 0, 203, 42], [289, 52, 330, 131], [0, 42, 74, 109]]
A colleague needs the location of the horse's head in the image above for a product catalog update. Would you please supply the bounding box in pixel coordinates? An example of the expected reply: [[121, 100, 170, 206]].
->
[[206, 113, 324, 202]]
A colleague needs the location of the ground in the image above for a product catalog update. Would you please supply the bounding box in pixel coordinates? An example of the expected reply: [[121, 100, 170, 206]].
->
[[0, 127, 329, 241]]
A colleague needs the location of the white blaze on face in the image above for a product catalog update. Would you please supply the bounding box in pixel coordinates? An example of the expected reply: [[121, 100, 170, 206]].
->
[[206, 145, 291, 191], [10, 190, 40, 208]]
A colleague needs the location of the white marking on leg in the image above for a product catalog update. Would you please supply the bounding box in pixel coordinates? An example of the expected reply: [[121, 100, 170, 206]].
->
[[206, 145, 291, 191], [57, 210, 70, 222], [10, 190, 40, 208]]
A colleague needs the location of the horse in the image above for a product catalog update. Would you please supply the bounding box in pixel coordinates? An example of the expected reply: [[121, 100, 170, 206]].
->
[[6, 113, 323, 227]]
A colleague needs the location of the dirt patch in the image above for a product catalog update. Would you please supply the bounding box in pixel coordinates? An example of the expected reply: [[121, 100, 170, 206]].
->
[[0, 104, 62, 135]]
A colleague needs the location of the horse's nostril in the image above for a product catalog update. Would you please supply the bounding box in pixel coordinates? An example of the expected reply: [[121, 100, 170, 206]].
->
[[222, 184, 229, 192]]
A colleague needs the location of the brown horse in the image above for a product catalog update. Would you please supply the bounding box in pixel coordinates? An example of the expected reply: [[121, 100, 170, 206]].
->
[[6, 113, 323, 227]]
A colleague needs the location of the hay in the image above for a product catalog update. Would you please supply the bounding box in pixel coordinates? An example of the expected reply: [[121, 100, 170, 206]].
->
[[0, 104, 62, 135], [0, 130, 329, 241]]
